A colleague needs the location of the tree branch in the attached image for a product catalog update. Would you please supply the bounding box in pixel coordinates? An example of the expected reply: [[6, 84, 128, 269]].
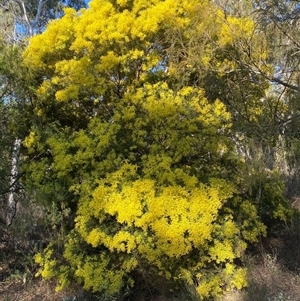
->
[[31, 0, 49, 35], [14, 0, 32, 35]]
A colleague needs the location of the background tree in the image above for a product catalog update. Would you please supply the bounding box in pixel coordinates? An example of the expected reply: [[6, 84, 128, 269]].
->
[[0, 0, 86, 227], [165, 0, 290, 228], [0, 0, 86, 38], [249, 0, 300, 199], [0, 33, 26, 225]]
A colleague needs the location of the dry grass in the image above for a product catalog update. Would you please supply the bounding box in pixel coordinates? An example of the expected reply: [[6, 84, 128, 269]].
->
[[0, 278, 87, 301], [0, 225, 89, 300], [243, 254, 298, 301], [224, 234, 300, 301]]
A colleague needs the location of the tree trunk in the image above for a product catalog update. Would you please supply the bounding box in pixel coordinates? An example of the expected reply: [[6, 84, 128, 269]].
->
[[6, 138, 21, 226]]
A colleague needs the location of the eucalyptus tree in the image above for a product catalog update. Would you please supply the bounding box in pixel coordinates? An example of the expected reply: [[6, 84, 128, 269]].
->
[[0, 27, 24, 225], [0, 0, 85, 37], [250, 0, 300, 197]]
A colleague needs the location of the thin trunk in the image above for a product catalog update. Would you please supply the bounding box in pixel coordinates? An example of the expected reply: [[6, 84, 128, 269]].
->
[[6, 138, 21, 226]]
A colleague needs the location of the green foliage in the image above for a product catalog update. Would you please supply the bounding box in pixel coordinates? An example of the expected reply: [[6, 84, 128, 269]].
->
[[246, 170, 292, 231], [0, 38, 25, 222]]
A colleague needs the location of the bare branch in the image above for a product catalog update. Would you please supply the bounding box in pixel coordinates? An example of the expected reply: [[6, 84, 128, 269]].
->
[[14, 0, 32, 35], [269, 76, 299, 91], [268, 12, 300, 51], [31, 0, 49, 35]]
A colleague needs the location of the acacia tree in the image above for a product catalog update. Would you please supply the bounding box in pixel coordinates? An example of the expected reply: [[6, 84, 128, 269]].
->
[[19, 0, 292, 299]]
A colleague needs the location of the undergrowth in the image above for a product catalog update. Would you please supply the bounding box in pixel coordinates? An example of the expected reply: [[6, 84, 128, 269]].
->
[[1, 200, 300, 300]]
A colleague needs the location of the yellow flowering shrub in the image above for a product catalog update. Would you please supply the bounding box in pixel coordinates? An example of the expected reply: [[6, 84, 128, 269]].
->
[[56, 161, 250, 298], [34, 244, 58, 279], [31, 81, 258, 299], [21, 0, 281, 299]]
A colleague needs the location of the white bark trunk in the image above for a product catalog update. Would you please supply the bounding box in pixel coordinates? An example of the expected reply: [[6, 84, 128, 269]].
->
[[6, 138, 21, 226], [15, 0, 48, 36]]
